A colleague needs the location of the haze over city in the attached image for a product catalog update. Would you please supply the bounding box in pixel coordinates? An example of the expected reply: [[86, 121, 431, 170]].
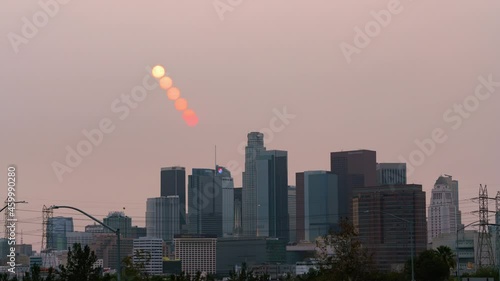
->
[[1, 0, 499, 259]]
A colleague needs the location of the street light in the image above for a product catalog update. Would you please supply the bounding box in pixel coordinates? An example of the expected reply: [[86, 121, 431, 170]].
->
[[49, 205, 121, 281], [364, 210, 415, 281], [0, 201, 28, 213]]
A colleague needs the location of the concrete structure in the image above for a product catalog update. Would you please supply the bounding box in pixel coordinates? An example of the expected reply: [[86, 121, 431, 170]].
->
[[431, 229, 478, 275], [133, 237, 164, 276], [47, 217, 74, 251], [376, 163, 407, 185], [85, 224, 104, 233], [296, 171, 339, 242], [428, 175, 461, 242], [216, 237, 268, 276], [353, 184, 427, 271], [89, 234, 134, 270], [66, 231, 94, 249], [330, 150, 377, 219], [256, 150, 289, 241], [242, 132, 266, 237], [288, 186, 297, 243], [234, 188, 243, 236], [174, 234, 217, 276], [217, 166, 235, 237], [103, 211, 132, 238], [161, 166, 187, 232], [146, 196, 180, 243]]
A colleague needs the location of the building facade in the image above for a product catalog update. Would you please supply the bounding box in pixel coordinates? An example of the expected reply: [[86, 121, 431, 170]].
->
[[161, 166, 187, 232], [330, 150, 377, 219], [133, 237, 164, 276], [47, 217, 74, 251], [376, 163, 407, 185], [428, 175, 461, 242], [174, 234, 217, 276], [217, 166, 235, 237], [353, 184, 427, 271], [242, 132, 266, 237], [146, 196, 180, 243], [103, 212, 132, 238], [256, 150, 289, 241], [234, 188, 243, 236], [288, 186, 297, 243]]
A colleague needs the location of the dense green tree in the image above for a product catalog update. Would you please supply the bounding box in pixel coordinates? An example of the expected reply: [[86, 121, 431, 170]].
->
[[315, 218, 374, 281], [434, 246, 456, 270], [405, 249, 449, 281], [57, 243, 101, 281]]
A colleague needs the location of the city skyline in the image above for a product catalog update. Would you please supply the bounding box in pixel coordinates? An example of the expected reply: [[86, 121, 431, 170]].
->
[[1, 1, 499, 252]]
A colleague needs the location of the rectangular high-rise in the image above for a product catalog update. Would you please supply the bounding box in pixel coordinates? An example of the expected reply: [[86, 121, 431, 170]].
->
[[296, 171, 339, 242], [242, 132, 266, 237], [188, 167, 234, 237], [47, 217, 74, 251], [174, 234, 217, 276], [288, 186, 297, 243], [330, 150, 377, 218], [353, 184, 427, 271], [256, 150, 289, 241], [428, 175, 461, 242], [160, 167, 186, 232], [376, 163, 407, 185], [234, 188, 243, 236], [146, 196, 180, 243]]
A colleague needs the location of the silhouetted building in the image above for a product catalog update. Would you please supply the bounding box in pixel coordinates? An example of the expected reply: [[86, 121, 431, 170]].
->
[[376, 163, 407, 185], [296, 171, 339, 242], [161, 166, 187, 232], [288, 186, 297, 243], [353, 184, 427, 271], [234, 188, 243, 235], [242, 132, 266, 237], [256, 150, 289, 241], [330, 150, 377, 219]]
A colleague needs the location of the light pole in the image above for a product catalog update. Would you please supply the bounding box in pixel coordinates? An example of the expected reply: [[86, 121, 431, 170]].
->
[[365, 210, 415, 281], [49, 205, 121, 281], [0, 201, 28, 213]]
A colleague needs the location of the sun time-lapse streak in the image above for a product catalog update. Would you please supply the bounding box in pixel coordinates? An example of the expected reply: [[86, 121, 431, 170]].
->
[[151, 65, 199, 127]]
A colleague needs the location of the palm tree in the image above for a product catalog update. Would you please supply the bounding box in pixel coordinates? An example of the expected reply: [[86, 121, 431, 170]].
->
[[434, 246, 456, 270]]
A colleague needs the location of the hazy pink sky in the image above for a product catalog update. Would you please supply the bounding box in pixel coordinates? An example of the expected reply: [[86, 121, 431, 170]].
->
[[1, 1, 499, 249]]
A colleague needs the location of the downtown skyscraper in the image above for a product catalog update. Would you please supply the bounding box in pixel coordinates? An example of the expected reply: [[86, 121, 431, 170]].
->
[[428, 175, 461, 242], [160, 167, 186, 232], [188, 166, 235, 237], [242, 132, 266, 237], [256, 150, 289, 241], [146, 196, 180, 243]]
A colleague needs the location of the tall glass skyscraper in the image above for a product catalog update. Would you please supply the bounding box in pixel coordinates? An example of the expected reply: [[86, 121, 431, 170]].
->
[[188, 167, 235, 237], [146, 196, 180, 243], [160, 167, 186, 232], [47, 217, 73, 251], [242, 132, 266, 237], [256, 150, 289, 241]]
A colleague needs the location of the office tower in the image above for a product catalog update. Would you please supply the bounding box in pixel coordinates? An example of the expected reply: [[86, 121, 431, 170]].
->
[[47, 217, 74, 251], [376, 163, 407, 185], [288, 186, 297, 243], [296, 171, 339, 242], [353, 184, 427, 271], [174, 234, 217, 276], [242, 132, 266, 237], [217, 166, 235, 237], [146, 196, 180, 243], [161, 166, 187, 232], [234, 188, 242, 235], [256, 150, 289, 241], [330, 150, 377, 218], [189, 168, 233, 237], [133, 237, 164, 276], [131, 226, 147, 239], [66, 232, 93, 249], [103, 212, 132, 238], [428, 175, 461, 242], [85, 224, 104, 233], [90, 234, 134, 270]]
